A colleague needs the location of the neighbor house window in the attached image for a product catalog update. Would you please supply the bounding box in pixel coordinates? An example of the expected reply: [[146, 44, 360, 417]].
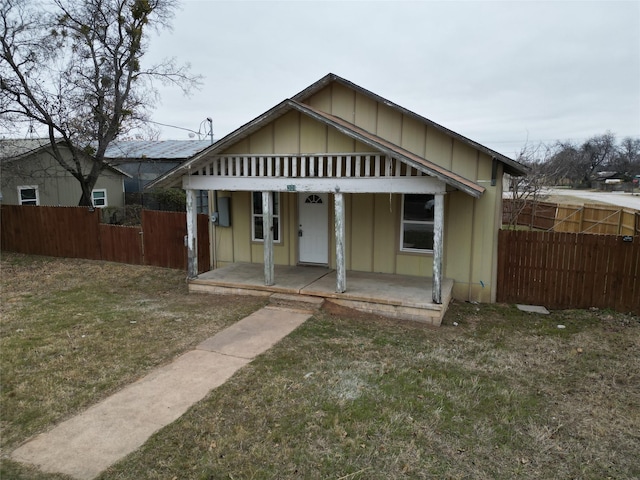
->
[[401, 194, 434, 252], [18, 186, 39, 205], [252, 192, 280, 242], [92, 189, 107, 208], [196, 190, 209, 214]]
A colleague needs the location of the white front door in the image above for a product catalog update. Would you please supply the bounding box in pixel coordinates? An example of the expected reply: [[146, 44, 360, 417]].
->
[[298, 193, 329, 264]]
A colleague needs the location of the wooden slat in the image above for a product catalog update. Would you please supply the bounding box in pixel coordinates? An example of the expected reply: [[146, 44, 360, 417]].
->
[[497, 229, 639, 314]]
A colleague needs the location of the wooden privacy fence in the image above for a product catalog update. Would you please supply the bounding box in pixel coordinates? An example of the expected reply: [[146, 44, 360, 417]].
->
[[497, 230, 639, 314], [0, 205, 210, 273], [503, 199, 640, 235]]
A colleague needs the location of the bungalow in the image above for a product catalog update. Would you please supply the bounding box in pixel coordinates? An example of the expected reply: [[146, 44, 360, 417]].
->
[[0, 138, 129, 208], [149, 74, 526, 324]]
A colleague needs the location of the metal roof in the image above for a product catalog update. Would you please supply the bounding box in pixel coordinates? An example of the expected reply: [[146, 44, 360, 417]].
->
[[104, 140, 212, 160]]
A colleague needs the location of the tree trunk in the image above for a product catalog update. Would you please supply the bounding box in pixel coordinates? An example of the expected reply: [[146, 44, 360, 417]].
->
[[77, 167, 102, 207]]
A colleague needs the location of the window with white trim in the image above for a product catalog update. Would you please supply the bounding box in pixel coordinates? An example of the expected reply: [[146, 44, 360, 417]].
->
[[252, 192, 280, 242], [92, 189, 107, 208], [18, 186, 39, 205], [401, 194, 435, 252]]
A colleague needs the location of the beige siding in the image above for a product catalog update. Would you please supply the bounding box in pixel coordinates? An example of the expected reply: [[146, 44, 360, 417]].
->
[[349, 193, 374, 271], [354, 92, 377, 132], [249, 124, 274, 153], [444, 191, 475, 299], [223, 138, 249, 155], [274, 111, 300, 153], [307, 87, 331, 112], [210, 81, 508, 304], [376, 103, 402, 145], [216, 191, 240, 264], [400, 115, 427, 157], [300, 115, 327, 153], [425, 127, 453, 169], [232, 191, 250, 262], [327, 128, 354, 152], [451, 140, 479, 181], [372, 193, 396, 273]]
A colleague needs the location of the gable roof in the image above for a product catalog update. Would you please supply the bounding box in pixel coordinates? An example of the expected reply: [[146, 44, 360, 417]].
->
[[0, 138, 59, 160], [148, 74, 525, 193], [0, 138, 131, 177], [293, 73, 527, 177]]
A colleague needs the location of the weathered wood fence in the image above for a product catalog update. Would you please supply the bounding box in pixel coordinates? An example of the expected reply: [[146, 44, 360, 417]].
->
[[497, 230, 639, 314], [503, 199, 640, 235], [0, 205, 210, 273]]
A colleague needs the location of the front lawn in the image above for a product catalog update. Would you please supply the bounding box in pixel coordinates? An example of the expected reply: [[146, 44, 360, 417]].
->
[[2, 253, 638, 479]]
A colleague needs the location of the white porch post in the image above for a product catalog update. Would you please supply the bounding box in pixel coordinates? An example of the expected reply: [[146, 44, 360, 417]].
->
[[262, 191, 274, 286], [334, 191, 346, 293], [186, 189, 198, 279], [432, 193, 444, 304]]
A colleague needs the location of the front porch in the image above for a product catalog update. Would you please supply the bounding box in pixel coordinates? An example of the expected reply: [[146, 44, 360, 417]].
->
[[190, 263, 454, 326]]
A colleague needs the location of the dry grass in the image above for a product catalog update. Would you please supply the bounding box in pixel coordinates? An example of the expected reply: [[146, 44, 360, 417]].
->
[[538, 192, 608, 206], [0, 253, 267, 458], [2, 254, 639, 479]]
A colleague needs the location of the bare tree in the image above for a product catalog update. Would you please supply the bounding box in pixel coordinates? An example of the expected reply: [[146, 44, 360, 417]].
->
[[611, 137, 640, 179], [1, 0, 201, 206], [544, 132, 618, 188], [504, 142, 550, 229]]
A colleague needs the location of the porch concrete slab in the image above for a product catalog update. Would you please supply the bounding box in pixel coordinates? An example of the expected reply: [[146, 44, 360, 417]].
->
[[195, 262, 331, 293], [11, 306, 311, 480], [302, 270, 453, 309]]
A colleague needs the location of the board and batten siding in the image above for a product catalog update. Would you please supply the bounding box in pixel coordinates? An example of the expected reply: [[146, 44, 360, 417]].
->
[[210, 82, 504, 303]]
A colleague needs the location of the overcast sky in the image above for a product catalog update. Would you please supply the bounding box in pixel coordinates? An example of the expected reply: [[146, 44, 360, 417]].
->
[[144, 0, 640, 159]]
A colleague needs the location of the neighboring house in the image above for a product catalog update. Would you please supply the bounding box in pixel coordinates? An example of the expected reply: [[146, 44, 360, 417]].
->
[[104, 140, 211, 193], [150, 73, 526, 311], [104, 140, 211, 213], [0, 138, 129, 208]]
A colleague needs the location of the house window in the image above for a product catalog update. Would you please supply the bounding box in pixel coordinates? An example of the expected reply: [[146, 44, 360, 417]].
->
[[252, 192, 280, 242], [18, 186, 39, 205], [92, 189, 107, 208], [401, 194, 434, 252], [196, 190, 209, 214]]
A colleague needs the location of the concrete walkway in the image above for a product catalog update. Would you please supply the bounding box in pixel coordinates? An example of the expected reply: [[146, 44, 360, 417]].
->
[[11, 306, 312, 480]]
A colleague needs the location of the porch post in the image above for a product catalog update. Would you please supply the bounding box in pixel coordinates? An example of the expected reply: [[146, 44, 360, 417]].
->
[[334, 191, 346, 293], [432, 193, 444, 304], [262, 191, 274, 286], [186, 188, 198, 279]]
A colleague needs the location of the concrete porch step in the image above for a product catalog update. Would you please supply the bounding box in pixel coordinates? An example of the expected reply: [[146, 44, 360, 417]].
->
[[269, 293, 325, 312]]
